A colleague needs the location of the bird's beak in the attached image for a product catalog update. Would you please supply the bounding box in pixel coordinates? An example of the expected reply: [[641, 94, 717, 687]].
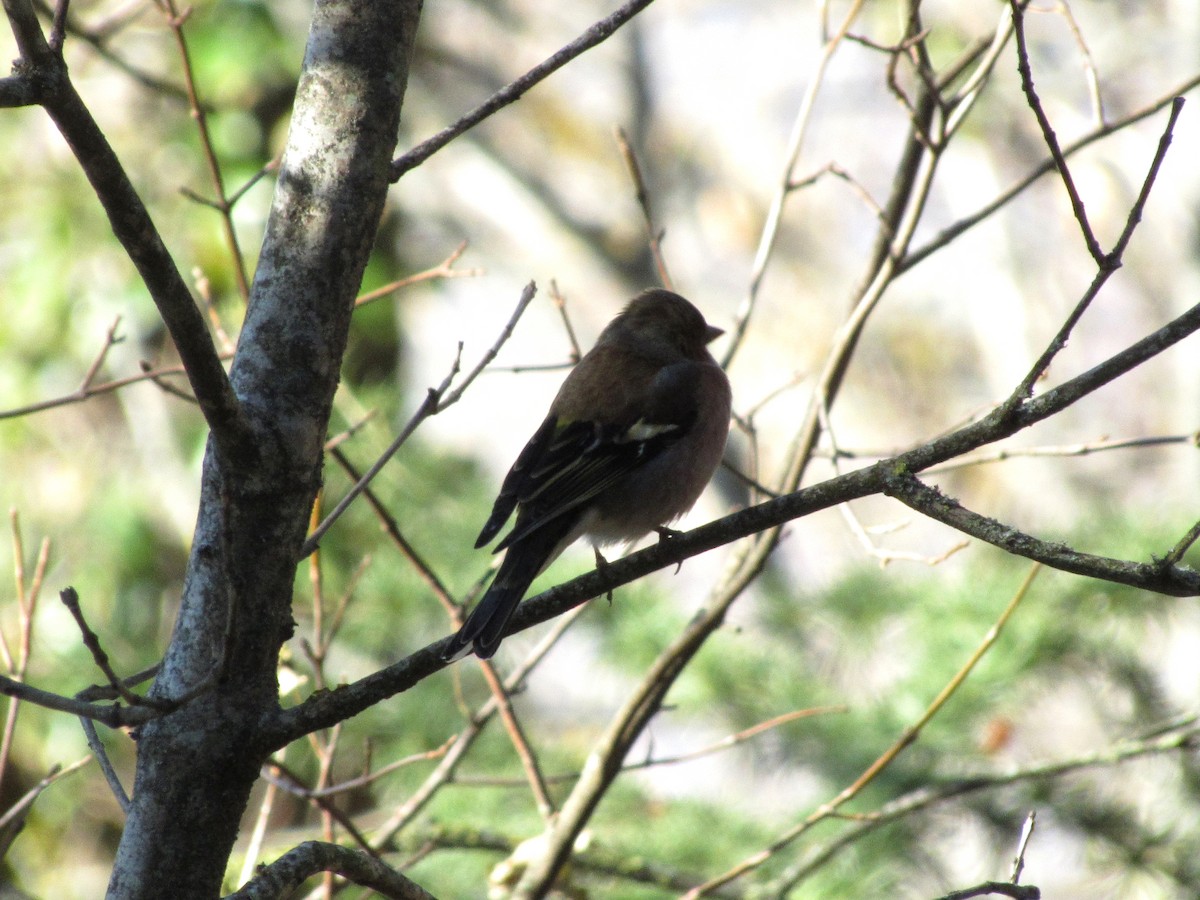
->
[[705, 324, 724, 343]]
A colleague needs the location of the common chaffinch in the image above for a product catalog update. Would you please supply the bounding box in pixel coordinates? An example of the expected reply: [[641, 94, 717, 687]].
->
[[444, 288, 733, 660]]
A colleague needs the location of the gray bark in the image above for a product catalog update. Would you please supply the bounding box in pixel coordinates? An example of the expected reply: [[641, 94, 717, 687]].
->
[[105, 1, 424, 896]]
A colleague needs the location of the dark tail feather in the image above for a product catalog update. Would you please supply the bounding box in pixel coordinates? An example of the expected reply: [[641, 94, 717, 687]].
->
[[443, 526, 565, 660], [443, 581, 527, 661]]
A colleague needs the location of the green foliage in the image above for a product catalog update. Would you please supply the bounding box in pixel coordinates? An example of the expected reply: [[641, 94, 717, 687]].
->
[[3, 0, 1200, 896]]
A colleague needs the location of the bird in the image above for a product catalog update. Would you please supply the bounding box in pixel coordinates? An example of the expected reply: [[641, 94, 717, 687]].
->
[[443, 288, 732, 660]]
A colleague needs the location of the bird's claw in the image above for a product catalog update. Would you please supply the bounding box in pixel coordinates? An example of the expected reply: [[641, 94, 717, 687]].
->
[[593, 547, 614, 604], [654, 527, 686, 573]]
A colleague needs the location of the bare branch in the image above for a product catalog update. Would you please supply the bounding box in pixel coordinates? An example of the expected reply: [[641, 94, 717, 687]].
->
[[933, 881, 1041, 900], [60, 588, 171, 709], [0, 355, 231, 421], [1010, 810, 1036, 884], [354, 242, 482, 308], [2, 0, 252, 462], [301, 282, 537, 557], [883, 474, 1195, 592], [614, 125, 673, 290], [300, 350, 461, 557], [0, 757, 92, 841], [79, 715, 130, 811], [227, 841, 435, 900], [1009, 96, 1184, 402], [1163, 519, 1200, 567], [156, 0, 251, 303], [902, 76, 1200, 274], [0, 673, 157, 727], [268, 287, 1200, 748], [771, 720, 1200, 891], [0, 515, 49, 800], [371, 609, 586, 849], [722, 0, 866, 368], [1009, 0, 1103, 262], [391, 0, 659, 179], [475, 659, 556, 820], [688, 565, 1040, 896], [270, 736, 456, 800]]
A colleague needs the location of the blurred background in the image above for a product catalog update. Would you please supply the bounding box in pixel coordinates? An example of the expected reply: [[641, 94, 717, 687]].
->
[[1, 0, 1199, 896]]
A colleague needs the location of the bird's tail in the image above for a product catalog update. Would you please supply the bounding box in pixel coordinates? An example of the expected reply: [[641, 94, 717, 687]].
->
[[442, 527, 564, 660]]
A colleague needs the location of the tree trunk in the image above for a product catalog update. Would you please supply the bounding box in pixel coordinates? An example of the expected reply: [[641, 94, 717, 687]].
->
[[106, 1, 423, 895]]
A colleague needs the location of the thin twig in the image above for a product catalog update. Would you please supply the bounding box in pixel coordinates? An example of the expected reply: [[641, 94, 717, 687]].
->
[[157, 0, 251, 302], [326, 446, 556, 819], [300, 351, 461, 557], [1007, 96, 1184, 403], [0, 354, 232, 421], [548, 281, 583, 363], [0, 756, 92, 834], [324, 411, 378, 453], [355, 242, 481, 308], [437, 280, 539, 410], [391, 0, 659, 179], [942, 3, 1021, 138], [902, 75, 1200, 274], [277, 736, 456, 800], [1055, 0, 1104, 125], [301, 282, 537, 557], [29, 0, 194, 101], [238, 746, 283, 888], [722, 0, 866, 368], [1009, 0, 1102, 262], [476, 659, 556, 820], [0, 673, 159, 727], [1011, 810, 1036, 884], [466, 706, 846, 786], [774, 719, 1200, 892], [690, 564, 1040, 896], [265, 759, 379, 857], [60, 588, 171, 709], [75, 664, 159, 703], [1162, 519, 1200, 567], [614, 125, 672, 290], [924, 432, 1196, 474], [79, 715, 129, 811], [193, 268, 235, 354], [0, 519, 48, 800], [328, 450, 455, 613], [226, 156, 279, 207], [371, 609, 585, 848]]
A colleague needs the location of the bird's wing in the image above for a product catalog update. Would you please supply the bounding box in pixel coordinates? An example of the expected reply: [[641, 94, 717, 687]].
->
[[475, 413, 559, 548], [492, 362, 702, 552]]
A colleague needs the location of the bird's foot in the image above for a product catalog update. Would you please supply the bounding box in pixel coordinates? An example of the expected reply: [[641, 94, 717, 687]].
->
[[593, 547, 614, 604], [655, 526, 685, 573]]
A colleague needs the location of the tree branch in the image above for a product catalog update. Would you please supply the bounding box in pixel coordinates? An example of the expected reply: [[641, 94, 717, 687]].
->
[[267, 287, 1200, 746], [1009, 0, 1103, 262], [770, 718, 1200, 891], [883, 474, 1193, 593], [934, 881, 1040, 900], [2, 0, 252, 465], [226, 841, 435, 900], [390, 0, 658, 179], [0, 673, 158, 727]]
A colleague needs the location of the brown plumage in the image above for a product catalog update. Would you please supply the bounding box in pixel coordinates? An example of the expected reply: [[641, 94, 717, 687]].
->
[[444, 289, 732, 660]]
